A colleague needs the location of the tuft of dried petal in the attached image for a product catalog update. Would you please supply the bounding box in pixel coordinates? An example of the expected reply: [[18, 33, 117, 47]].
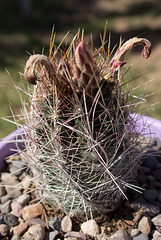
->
[[24, 54, 54, 85]]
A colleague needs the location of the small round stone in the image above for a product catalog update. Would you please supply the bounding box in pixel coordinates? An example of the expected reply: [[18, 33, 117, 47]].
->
[[0, 213, 4, 224], [25, 218, 46, 227], [133, 233, 149, 240], [0, 186, 6, 197], [49, 217, 61, 231], [21, 224, 45, 240], [17, 194, 30, 205], [142, 156, 159, 170], [153, 169, 161, 182], [13, 222, 28, 236], [138, 216, 151, 235], [22, 203, 44, 221], [0, 199, 12, 214], [49, 230, 59, 240], [131, 228, 140, 238], [61, 216, 72, 232], [11, 235, 21, 240], [11, 201, 23, 218], [4, 214, 19, 227], [9, 166, 23, 176], [143, 189, 158, 202], [81, 219, 100, 237], [0, 224, 9, 237]]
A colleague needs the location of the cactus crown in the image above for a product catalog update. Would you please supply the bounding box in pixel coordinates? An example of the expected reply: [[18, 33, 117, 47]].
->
[[23, 26, 151, 216]]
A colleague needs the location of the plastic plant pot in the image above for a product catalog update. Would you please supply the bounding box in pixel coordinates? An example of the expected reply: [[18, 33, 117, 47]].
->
[[0, 128, 25, 172], [0, 115, 161, 172]]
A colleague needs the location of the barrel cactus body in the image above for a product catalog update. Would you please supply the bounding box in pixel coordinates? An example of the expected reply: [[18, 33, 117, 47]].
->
[[23, 30, 151, 216]]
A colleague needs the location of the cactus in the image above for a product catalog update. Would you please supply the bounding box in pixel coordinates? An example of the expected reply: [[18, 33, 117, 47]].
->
[[22, 28, 151, 216]]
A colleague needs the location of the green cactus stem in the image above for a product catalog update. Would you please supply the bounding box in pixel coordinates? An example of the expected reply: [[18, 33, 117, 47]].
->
[[23, 30, 151, 216]]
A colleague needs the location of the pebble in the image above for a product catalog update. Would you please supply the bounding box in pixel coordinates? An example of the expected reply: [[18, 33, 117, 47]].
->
[[13, 222, 28, 236], [152, 214, 161, 226], [22, 203, 44, 221], [143, 204, 160, 217], [21, 224, 45, 240], [109, 229, 132, 239], [11, 201, 23, 217], [0, 186, 6, 197], [0, 199, 12, 214], [17, 194, 30, 205], [138, 216, 151, 235], [143, 189, 158, 202], [0, 213, 4, 224], [81, 219, 100, 237], [25, 218, 46, 227], [1, 172, 18, 183], [137, 173, 147, 184], [0, 224, 9, 237], [5, 183, 22, 199], [3, 214, 19, 227], [1, 195, 10, 204], [131, 229, 140, 238], [61, 216, 72, 232], [11, 235, 21, 240], [64, 231, 86, 240], [153, 170, 161, 182], [49, 230, 59, 240], [21, 176, 31, 192], [152, 230, 161, 238], [48, 216, 61, 231], [133, 233, 149, 240], [142, 156, 159, 170], [10, 166, 23, 176], [96, 233, 109, 240]]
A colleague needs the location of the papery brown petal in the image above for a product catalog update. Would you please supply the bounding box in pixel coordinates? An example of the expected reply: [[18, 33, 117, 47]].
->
[[24, 54, 53, 85]]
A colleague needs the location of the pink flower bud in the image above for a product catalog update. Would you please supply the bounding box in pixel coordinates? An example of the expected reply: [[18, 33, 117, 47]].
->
[[73, 41, 98, 90]]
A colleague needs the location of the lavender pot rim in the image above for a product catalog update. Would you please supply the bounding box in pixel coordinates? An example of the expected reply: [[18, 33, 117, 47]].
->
[[0, 128, 25, 172], [0, 114, 161, 172]]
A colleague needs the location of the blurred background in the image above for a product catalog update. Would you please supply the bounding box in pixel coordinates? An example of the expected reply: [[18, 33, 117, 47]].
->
[[0, 0, 161, 139]]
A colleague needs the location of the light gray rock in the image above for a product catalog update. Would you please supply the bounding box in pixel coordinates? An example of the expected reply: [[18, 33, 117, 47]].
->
[[49, 230, 59, 240], [1, 194, 10, 204], [12, 160, 26, 169], [6, 183, 22, 199], [133, 233, 149, 240], [0, 199, 12, 214], [11, 201, 23, 217], [25, 218, 46, 227], [0, 186, 6, 197], [131, 228, 140, 238], [138, 216, 151, 235], [96, 233, 109, 240], [81, 219, 100, 237], [21, 224, 45, 240], [152, 214, 161, 226], [11, 235, 21, 240], [64, 231, 87, 240], [151, 230, 161, 238], [109, 230, 132, 240], [1, 172, 17, 183], [17, 194, 31, 205], [0, 224, 9, 237], [61, 216, 72, 233], [9, 166, 23, 176]]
